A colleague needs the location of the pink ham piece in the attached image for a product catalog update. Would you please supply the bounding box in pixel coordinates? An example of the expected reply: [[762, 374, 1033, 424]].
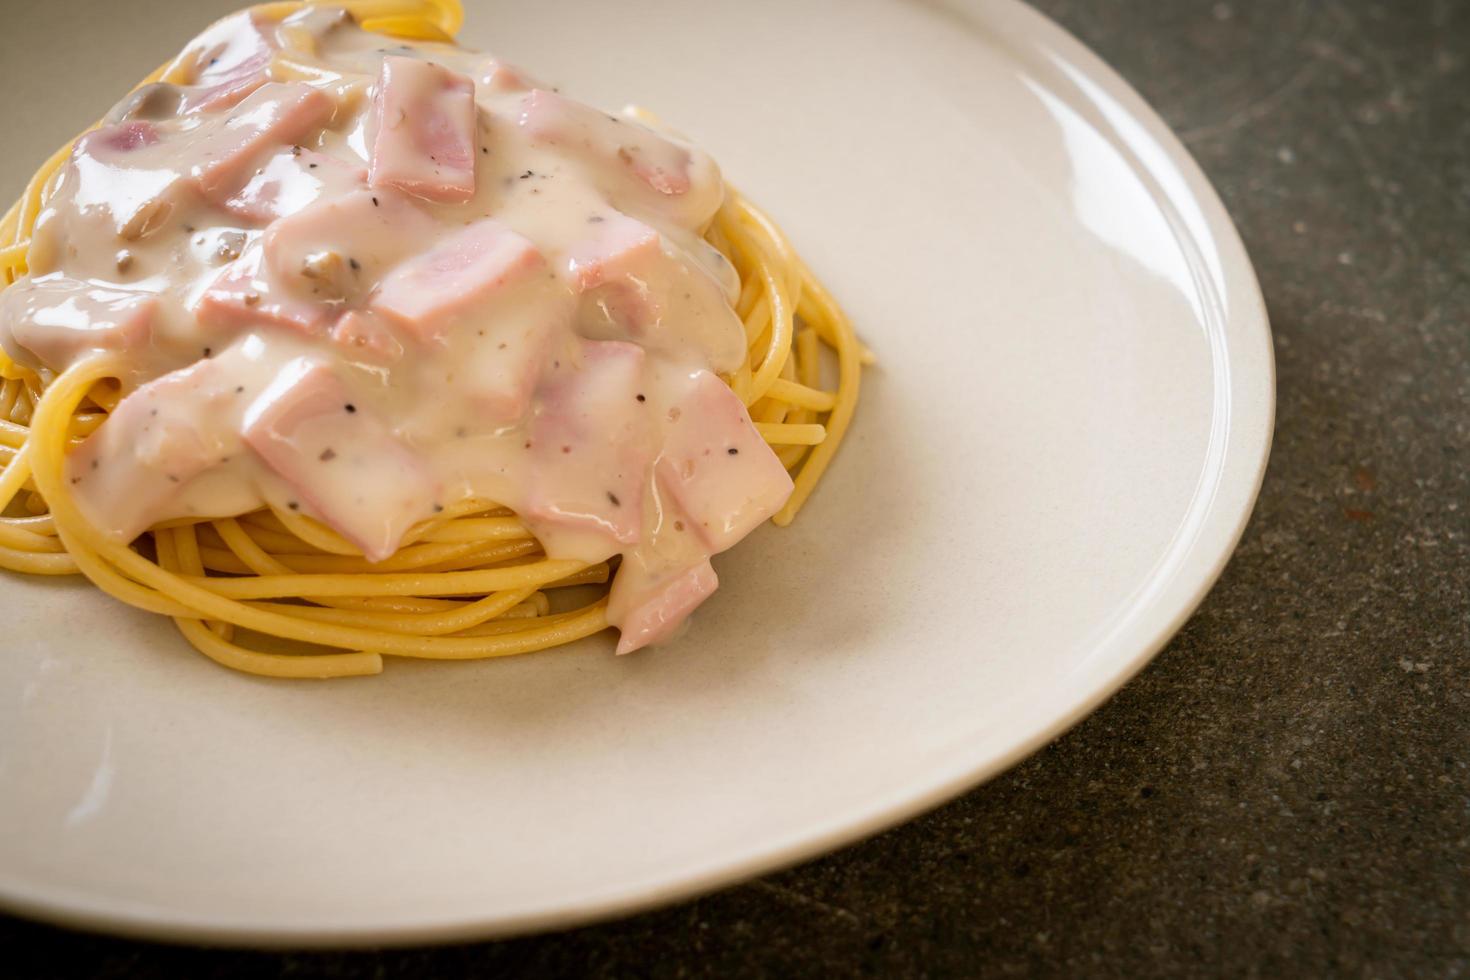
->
[[565, 212, 747, 371], [371, 218, 544, 344], [90, 121, 161, 153], [655, 371, 794, 553], [69, 73, 321, 239], [518, 89, 692, 195], [609, 559, 719, 655], [223, 146, 366, 224], [476, 59, 538, 94], [194, 243, 335, 337], [262, 187, 437, 302], [330, 310, 404, 364], [523, 340, 649, 548], [464, 318, 551, 424], [184, 82, 335, 200], [566, 211, 661, 292], [176, 10, 275, 113], [368, 56, 477, 204], [66, 84, 331, 242], [0, 275, 156, 373], [70, 122, 185, 240], [214, 188, 435, 340], [242, 358, 438, 561], [67, 358, 236, 541], [565, 211, 663, 336]]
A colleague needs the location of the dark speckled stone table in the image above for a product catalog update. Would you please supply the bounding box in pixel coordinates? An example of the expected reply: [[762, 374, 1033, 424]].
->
[[5, 0, 1468, 975]]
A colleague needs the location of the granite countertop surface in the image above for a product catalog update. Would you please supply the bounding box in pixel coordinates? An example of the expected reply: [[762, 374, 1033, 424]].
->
[[5, 0, 1468, 976]]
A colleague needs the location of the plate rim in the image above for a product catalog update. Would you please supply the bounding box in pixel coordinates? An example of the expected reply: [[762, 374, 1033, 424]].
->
[[0, 0, 1275, 947]]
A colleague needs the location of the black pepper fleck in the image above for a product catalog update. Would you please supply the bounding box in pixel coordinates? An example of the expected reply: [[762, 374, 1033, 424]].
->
[[287, 501, 299, 510], [319, 448, 337, 462], [636, 393, 646, 402], [344, 403, 357, 413], [606, 492, 621, 507], [728, 447, 739, 455]]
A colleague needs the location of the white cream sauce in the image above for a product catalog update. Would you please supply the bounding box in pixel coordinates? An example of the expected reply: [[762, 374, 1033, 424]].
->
[[0, 7, 794, 653]]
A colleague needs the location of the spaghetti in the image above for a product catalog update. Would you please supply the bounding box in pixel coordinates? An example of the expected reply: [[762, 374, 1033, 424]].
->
[[0, 0, 863, 678]]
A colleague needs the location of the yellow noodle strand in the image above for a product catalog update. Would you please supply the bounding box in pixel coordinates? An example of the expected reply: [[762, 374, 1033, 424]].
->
[[0, 0, 863, 676]]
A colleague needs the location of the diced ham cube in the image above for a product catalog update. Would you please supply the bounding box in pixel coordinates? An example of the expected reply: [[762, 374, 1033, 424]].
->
[[223, 146, 366, 223], [194, 243, 334, 336], [368, 56, 477, 204], [564, 212, 746, 370], [518, 89, 709, 198], [608, 559, 719, 655], [180, 54, 269, 115], [68, 357, 236, 541], [91, 121, 161, 153], [330, 310, 403, 363], [68, 83, 331, 240], [184, 82, 335, 200], [371, 219, 544, 344], [464, 318, 550, 423], [176, 10, 275, 113], [565, 212, 666, 334], [71, 124, 187, 241], [0, 275, 156, 373], [262, 187, 437, 302], [655, 371, 794, 554], [565, 211, 661, 291], [242, 358, 437, 561], [476, 59, 539, 93], [523, 340, 649, 547]]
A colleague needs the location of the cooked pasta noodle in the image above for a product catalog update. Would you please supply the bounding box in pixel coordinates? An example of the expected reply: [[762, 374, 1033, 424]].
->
[[0, 0, 864, 678]]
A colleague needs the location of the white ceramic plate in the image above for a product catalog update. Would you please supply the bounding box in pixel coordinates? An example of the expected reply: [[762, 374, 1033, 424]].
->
[[0, 0, 1273, 945]]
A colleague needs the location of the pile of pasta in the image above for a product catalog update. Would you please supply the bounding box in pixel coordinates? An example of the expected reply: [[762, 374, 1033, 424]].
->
[[0, 0, 863, 678]]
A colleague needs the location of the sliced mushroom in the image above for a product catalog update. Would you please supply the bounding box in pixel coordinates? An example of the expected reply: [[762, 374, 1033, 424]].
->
[[107, 83, 185, 123], [299, 249, 352, 299]]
